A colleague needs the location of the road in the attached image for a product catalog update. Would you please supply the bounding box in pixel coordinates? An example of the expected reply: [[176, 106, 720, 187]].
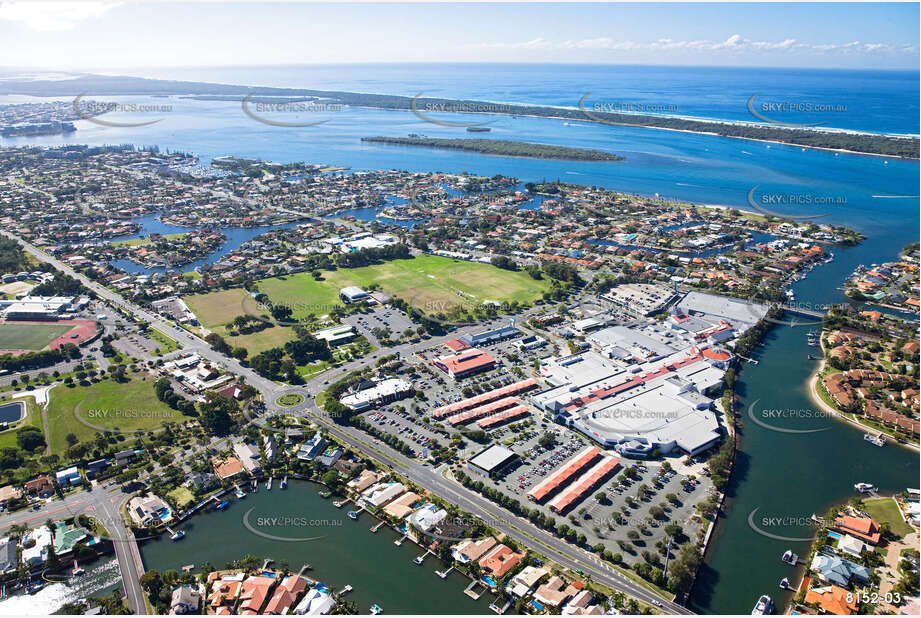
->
[[4, 231, 689, 613], [0, 485, 146, 614]]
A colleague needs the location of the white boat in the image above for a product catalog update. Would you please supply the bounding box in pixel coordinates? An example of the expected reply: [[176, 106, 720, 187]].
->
[[280, 476, 288, 489], [370, 604, 383, 615], [170, 530, 185, 541], [781, 550, 798, 565], [854, 482, 876, 493], [751, 594, 773, 615], [779, 578, 789, 589], [235, 489, 247, 499], [864, 433, 886, 447]]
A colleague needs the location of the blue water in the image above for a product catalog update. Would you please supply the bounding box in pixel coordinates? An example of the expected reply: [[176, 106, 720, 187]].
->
[[126, 64, 920, 135], [105, 214, 302, 274]]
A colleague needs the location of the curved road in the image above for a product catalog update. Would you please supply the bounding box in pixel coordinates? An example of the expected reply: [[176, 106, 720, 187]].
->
[[5, 231, 690, 614]]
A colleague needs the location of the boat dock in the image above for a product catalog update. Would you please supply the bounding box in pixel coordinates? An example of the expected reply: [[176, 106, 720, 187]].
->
[[298, 564, 312, 576], [266, 476, 273, 490], [338, 585, 353, 596], [181, 564, 194, 573], [464, 580, 486, 600], [333, 497, 351, 509], [394, 534, 407, 546], [413, 549, 434, 565], [489, 599, 511, 614], [435, 565, 454, 579], [371, 520, 387, 533], [261, 559, 273, 570]]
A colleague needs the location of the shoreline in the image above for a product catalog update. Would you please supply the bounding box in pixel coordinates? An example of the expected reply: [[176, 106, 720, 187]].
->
[[807, 337, 920, 453]]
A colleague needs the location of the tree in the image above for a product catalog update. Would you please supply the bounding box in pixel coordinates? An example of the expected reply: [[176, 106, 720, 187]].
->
[[65, 433, 79, 447], [16, 426, 46, 452], [198, 392, 237, 435]]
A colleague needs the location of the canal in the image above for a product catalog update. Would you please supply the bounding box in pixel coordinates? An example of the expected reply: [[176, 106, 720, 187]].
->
[[139, 482, 497, 614], [689, 232, 920, 615]]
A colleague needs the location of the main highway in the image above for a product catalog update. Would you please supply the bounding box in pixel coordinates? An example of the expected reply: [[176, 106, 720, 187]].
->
[[4, 231, 691, 614]]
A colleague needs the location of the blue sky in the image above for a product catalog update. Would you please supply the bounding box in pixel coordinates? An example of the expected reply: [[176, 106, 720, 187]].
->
[[1, 2, 918, 70]]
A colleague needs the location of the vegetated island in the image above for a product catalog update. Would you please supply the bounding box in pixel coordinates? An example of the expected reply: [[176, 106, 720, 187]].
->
[[361, 136, 624, 161], [1, 73, 917, 159]]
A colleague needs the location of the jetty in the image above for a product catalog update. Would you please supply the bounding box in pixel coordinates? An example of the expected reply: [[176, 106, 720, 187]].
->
[[338, 585, 353, 596], [266, 476, 273, 490], [261, 559, 274, 570], [464, 580, 486, 600], [489, 599, 512, 614], [435, 565, 454, 579], [394, 534, 408, 546], [333, 497, 351, 509], [413, 549, 434, 565], [371, 520, 387, 533], [298, 565, 312, 576]]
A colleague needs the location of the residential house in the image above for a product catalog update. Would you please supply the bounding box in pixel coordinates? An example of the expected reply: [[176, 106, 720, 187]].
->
[[264, 575, 308, 615], [238, 575, 276, 615], [127, 494, 172, 527], [233, 442, 263, 475], [810, 555, 871, 588], [506, 565, 548, 598], [169, 584, 202, 615], [24, 474, 54, 498], [833, 515, 882, 546], [478, 543, 524, 580], [451, 536, 497, 564], [804, 585, 860, 615], [293, 586, 335, 615]]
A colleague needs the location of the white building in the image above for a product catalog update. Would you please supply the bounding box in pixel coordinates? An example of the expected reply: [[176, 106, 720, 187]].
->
[[408, 503, 447, 534], [340, 378, 413, 412], [55, 466, 81, 487], [293, 587, 335, 615], [339, 286, 369, 304], [360, 482, 405, 508]]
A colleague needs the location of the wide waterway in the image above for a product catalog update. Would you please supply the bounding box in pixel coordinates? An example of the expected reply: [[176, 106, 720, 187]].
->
[[139, 482, 496, 614], [1, 65, 917, 613]]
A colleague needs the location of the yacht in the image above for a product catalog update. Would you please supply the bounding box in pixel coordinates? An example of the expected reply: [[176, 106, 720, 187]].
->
[[751, 594, 774, 615], [781, 550, 798, 565], [370, 604, 383, 615], [235, 488, 247, 499], [864, 433, 886, 447], [170, 530, 186, 541], [779, 578, 789, 589], [347, 510, 359, 520], [854, 482, 876, 493]]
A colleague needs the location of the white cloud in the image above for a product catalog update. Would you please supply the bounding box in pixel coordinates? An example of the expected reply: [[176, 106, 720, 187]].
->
[[0, 1, 121, 32], [468, 34, 917, 56]]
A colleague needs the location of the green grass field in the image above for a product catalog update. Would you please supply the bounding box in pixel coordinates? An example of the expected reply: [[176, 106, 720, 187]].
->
[[862, 497, 913, 538], [111, 232, 186, 247], [0, 322, 73, 351], [185, 288, 298, 354], [45, 376, 184, 455], [0, 396, 43, 450], [257, 254, 551, 319]]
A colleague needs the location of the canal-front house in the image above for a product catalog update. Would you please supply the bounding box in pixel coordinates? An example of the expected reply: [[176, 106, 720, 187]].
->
[[832, 515, 882, 546]]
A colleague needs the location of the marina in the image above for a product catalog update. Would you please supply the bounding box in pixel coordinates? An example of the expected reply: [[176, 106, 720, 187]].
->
[[139, 480, 496, 614]]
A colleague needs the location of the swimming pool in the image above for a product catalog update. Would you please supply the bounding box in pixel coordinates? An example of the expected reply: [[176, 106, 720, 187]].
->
[[827, 531, 842, 540], [0, 401, 25, 424]]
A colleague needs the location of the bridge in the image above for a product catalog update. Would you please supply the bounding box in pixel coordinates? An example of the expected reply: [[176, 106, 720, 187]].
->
[[781, 304, 827, 319]]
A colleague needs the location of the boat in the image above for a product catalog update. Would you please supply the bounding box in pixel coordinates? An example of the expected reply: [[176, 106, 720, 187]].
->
[[370, 604, 383, 615], [781, 550, 798, 565], [280, 476, 288, 489], [751, 594, 773, 615], [216, 500, 230, 510], [807, 354, 818, 360], [235, 489, 247, 499], [779, 578, 789, 589], [318, 490, 332, 499], [854, 482, 876, 493], [72, 566, 86, 577], [347, 510, 359, 520], [864, 433, 886, 447], [27, 581, 44, 595], [170, 530, 186, 541]]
